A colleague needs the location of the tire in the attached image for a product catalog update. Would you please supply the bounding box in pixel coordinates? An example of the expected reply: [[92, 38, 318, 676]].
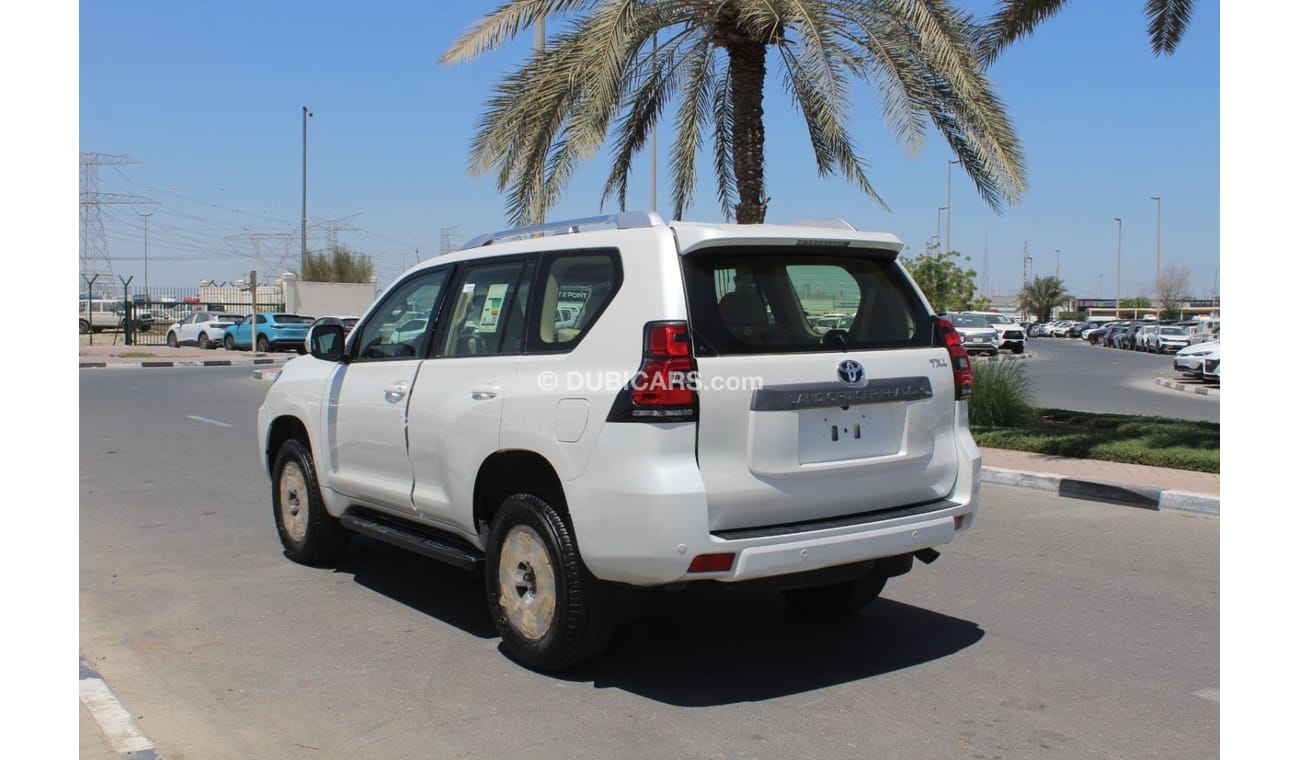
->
[[485, 493, 612, 671], [224, 334, 235, 351], [271, 439, 349, 565], [166, 331, 178, 348], [781, 572, 888, 618], [1011, 343, 1024, 355], [80, 319, 91, 334], [198, 332, 210, 350], [257, 335, 270, 353]]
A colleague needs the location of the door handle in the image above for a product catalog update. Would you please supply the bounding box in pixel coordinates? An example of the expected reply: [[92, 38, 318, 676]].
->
[[383, 381, 410, 402], [470, 382, 501, 401]]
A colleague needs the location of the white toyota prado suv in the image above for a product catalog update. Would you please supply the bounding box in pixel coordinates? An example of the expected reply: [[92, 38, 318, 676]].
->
[[258, 212, 982, 670]]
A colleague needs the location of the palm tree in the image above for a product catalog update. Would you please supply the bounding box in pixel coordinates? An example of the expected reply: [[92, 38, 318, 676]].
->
[[440, 0, 1026, 226], [979, 0, 1197, 64], [1018, 275, 1071, 323]]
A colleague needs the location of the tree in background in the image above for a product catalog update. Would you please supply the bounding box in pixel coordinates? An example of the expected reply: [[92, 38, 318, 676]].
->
[[1018, 275, 1071, 323], [979, 0, 1197, 64], [902, 246, 978, 313], [440, 0, 1026, 225], [303, 244, 375, 283], [1154, 264, 1192, 320]]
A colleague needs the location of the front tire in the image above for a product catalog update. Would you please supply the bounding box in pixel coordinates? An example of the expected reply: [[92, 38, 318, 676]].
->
[[198, 331, 211, 349], [166, 331, 178, 348], [271, 439, 349, 565], [224, 334, 235, 351], [486, 494, 612, 671]]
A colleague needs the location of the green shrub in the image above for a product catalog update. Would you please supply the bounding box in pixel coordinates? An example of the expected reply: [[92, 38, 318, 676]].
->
[[968, 359, 1035, 428]]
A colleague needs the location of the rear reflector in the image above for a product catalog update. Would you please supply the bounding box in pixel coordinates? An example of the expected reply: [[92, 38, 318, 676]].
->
[[954, 514, 966, 530], [687, 553, 735, 573]]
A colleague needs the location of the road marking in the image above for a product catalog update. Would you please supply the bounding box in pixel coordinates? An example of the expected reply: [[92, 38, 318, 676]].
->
[[1195, 688, 1219, 702], [188, 415, 234, 428], [80, 669, 158, 756]]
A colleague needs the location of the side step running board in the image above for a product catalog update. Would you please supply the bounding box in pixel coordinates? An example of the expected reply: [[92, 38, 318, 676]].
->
[[340, 512, 483, 571]]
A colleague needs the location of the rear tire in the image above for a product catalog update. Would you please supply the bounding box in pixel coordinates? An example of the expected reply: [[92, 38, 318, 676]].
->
[[271, 439, 349, 565], [257, 335, 270, 353], [486, 493, 612, 671], [781, 573, 887, 618], [80, 319, 91, 334]]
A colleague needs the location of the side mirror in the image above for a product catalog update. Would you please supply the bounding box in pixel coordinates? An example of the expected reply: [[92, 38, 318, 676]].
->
[[308, 323, 348, 362]]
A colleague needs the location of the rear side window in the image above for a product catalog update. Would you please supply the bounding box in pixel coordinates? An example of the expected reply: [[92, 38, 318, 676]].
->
[[528, 251, 622, 353], [682, 249, 930, 355]]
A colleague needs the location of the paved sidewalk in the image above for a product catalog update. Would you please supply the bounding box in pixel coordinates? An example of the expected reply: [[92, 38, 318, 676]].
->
[[79, 343, 295, 368]]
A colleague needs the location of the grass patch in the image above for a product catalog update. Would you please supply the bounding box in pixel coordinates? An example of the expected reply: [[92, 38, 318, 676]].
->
[[968, 360, 1035, 428], [973, 408, 1219, 473], [111, 352, 159, 358]]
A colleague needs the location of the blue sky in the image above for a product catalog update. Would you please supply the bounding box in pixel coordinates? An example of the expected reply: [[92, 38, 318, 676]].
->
[[73, 0, 1220, 298]]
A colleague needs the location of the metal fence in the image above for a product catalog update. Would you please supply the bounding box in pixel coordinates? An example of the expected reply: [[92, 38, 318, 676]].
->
[[80, 286, 284, 347]]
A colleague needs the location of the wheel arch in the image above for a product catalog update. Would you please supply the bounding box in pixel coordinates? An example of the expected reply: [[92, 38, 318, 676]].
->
[[266, 415, 312, 474], [474, 450, 567, 539]]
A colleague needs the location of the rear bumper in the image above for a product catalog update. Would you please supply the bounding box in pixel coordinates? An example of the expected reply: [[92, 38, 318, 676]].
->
[[564, 418, 980, 586]]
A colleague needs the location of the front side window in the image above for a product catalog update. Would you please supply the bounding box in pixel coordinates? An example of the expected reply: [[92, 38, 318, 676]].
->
[[682, 250, 930, 355], [353, 269, 450, 361]]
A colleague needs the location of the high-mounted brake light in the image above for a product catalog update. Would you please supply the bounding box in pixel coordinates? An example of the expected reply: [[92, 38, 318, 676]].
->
[[935, 318, 973, 401]]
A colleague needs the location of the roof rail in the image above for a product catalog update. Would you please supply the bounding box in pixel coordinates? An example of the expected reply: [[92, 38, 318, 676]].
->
[[460, 210, 667, 250]]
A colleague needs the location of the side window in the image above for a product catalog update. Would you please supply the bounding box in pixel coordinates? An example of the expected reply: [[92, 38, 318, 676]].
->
[[353, 269, 450, 361], [438, 260, 531, 357], [530, 252, 621, 352]]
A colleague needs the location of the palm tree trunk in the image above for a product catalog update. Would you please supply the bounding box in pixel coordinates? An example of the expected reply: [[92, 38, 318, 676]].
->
[[728, 40, 766, 224]]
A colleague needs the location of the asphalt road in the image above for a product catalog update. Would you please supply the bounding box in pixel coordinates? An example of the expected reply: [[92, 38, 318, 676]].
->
[[1020, 337, 1219, 422], [79, 367, 1219, 758]]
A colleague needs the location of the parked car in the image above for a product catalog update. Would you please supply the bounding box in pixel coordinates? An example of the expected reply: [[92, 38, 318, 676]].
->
[[1049, 321, 1076, 338], [1077, 319, 1116, 341], [1117, 323, 1145, 350], [1134, 323, 1159, 352], [79, 298, 152, 333], [1173, 340, 1220, 378], [961, 311, 1025, 354], [165, 311, 240, 349], [1099, 322, 1130, 347], [260, 212, 983, 671], [947, 313, 1000, 355], [1153, 326, 1191, 354], [224, 312, 314, 352]]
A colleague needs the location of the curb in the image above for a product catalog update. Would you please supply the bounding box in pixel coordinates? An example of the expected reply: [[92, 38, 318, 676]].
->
[[80, 656, 160, 758], [972, 351, 1033, 363], [1156, 377, 1220, 396], [80, 356, 294, 370], [980, 466, 1219, 517]]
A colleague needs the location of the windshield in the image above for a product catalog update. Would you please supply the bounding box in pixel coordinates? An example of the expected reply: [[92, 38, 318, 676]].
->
[[1160, 327, 1187, 335], [951, 314, 990, 328], [273, 314, 314, 325], [983, 314, 1013, 324]]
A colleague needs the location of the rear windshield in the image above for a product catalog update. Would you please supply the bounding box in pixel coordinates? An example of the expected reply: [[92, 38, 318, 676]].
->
[[681, 248, 931, 356], [274, 314, 314, 324]]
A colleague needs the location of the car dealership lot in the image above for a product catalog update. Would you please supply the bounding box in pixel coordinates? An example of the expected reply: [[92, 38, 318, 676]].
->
[[80, 367, 1218, 758]]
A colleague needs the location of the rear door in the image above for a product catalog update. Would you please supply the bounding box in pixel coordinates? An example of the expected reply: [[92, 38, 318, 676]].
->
[[679, 243, 962, 532]]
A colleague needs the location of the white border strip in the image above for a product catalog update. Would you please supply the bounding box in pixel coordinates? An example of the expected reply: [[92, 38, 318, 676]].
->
[[80, 676, 157, 754]]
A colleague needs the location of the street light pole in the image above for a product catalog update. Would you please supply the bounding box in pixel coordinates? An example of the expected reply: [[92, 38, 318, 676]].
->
[[1113, 217, 1123, 319], [1150, 195, 1161, 289], [946, 159, 958, 253], [138, 211, 153, 299], [302, 106, 313, 276], [936, 206, 946, 250], [1055, 248, 1061, 280]]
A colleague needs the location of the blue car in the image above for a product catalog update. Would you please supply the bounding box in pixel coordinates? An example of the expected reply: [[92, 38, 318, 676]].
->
[[223, 312, 314, 353]]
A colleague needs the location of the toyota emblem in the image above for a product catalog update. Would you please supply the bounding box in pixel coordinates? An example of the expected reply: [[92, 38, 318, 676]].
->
[[837, 359, 867, 388]]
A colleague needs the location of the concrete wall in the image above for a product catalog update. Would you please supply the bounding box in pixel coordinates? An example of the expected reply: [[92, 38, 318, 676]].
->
[[280, 273, 379, 318]]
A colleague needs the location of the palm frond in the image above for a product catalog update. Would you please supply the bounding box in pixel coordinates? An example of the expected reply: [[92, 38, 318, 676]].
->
[[669, 34, 719, 221], [975, 0, 1070, 67], [439, 0, 595, 65], [1145, 0, 1196, 56]]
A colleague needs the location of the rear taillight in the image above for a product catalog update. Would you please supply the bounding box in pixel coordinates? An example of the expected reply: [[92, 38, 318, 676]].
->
[[607, 321, 698, 421], [935, 318, 973, 401]]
